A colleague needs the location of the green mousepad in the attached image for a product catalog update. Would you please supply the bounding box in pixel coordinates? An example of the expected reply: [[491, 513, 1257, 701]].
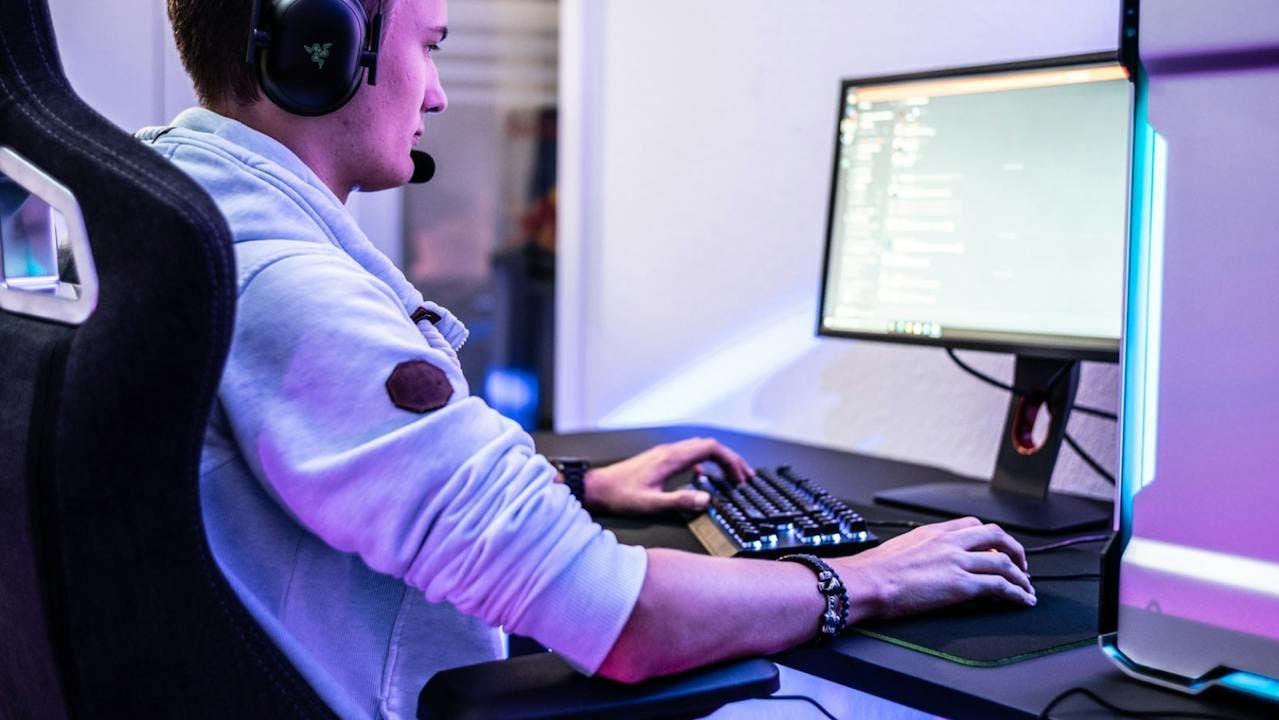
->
[[851, 565, 1099, 666], [598, 503, 1104, 667], [850, 514, 1104, 667]]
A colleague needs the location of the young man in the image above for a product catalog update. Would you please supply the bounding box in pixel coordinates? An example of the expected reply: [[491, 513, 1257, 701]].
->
[[155, 0, 1035, 717]]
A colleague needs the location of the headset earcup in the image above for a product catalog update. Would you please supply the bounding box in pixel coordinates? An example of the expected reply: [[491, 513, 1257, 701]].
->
[[258, 0, 368, 116]]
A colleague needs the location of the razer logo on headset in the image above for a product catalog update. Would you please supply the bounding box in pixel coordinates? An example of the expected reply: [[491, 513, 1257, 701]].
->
[[304, 42, 334, 69]]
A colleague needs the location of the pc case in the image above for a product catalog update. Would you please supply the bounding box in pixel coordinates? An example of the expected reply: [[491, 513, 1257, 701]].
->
[[1100, 0, 1279, 704]]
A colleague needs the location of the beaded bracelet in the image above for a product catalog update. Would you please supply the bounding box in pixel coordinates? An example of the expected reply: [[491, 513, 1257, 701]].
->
[[777, 553, 850, 640]]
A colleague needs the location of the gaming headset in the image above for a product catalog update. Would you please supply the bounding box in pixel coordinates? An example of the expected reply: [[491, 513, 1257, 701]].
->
[[246, 0, 435, 181], [246, 0, 381, 116]]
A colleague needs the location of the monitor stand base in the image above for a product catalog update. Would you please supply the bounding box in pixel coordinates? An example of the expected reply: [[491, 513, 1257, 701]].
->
[[874, 480, 1110, 533], [877, 355, 1113, 533]]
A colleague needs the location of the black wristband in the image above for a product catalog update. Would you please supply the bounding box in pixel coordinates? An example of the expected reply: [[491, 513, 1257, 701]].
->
[[777, 553, 850, 641], [549, 456, 589, 502]]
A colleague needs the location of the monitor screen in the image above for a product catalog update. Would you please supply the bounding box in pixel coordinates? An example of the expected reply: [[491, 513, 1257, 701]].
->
[[818, 55, 1132, 360]]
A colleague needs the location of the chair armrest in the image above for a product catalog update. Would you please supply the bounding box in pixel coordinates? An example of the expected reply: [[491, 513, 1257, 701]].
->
[[418, 653, 780, 720]]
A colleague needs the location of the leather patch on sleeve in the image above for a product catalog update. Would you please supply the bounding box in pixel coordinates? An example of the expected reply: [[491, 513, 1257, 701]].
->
[[386, 360, 453, 413], [411, 306, 443, 325]]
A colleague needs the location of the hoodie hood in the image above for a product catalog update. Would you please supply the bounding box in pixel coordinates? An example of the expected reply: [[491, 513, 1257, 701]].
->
[[137, 107, 468, 351]]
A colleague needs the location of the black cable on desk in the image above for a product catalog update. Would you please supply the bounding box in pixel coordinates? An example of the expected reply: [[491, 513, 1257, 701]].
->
[[1038, 686, 1238, 719], [865, 519, 924, 530], [866, 526, 1111, 555], [760, 693, 839, 720], [1024, 533, 1111, 555], [1023, 536, 1110, 580]]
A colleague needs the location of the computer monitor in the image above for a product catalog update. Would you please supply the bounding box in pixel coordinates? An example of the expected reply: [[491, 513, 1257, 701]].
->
[[817, 53, 1133, 532]]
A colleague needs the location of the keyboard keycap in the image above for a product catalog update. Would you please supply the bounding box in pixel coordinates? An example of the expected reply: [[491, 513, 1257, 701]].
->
[[687, 465, 880, 559]]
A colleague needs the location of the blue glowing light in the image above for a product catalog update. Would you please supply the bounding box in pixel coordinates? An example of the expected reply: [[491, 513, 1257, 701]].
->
[[484, 367, 539, 430], [1220, 671, 1279, 702], [1119, 62, 1168, 536], [1103, 636, 1279, 703]]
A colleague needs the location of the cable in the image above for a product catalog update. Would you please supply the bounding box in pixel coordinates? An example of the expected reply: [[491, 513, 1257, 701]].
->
[[1031, 573, 1100, 581], [868, 525, 1112, 553], [946, 349, 1117, 484], [868, 521, 1110, 550], [1063, 431, 1116, 484], [946, 347, 1038, 394], [865, 519, 924, 530], [1024, 533, 1111, 554], [944, 348, 1117, 420], [761, 694, 840, 720], [1038, 686, 1238, 719]]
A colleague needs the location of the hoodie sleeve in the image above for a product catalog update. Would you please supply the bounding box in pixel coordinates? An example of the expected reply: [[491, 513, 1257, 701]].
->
[[219, 248, 646, 673]]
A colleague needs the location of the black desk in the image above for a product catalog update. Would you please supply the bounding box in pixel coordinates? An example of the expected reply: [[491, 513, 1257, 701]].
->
[[535, 425, 1274, 720]]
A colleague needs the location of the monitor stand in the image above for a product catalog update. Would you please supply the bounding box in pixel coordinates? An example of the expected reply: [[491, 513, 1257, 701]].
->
[[875, 355, 1112, 533]]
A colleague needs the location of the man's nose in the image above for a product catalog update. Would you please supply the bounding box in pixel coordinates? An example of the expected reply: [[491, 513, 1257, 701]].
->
[[424, 79, 447, 115]]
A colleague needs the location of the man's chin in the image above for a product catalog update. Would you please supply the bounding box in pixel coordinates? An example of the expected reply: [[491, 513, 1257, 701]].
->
[[355, 163, 414, 193]]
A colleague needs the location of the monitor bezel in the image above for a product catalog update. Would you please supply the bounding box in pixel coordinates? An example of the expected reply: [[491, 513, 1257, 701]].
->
[[816, 51, 1127, 363]]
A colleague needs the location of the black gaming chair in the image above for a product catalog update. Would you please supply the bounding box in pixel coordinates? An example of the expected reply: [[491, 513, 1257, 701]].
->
[[0, 1, 776, 717], [0, 0, 336, 716]]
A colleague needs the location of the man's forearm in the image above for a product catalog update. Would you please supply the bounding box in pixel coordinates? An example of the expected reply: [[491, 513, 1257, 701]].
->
[[594, 517, 1036, 683], [596, 548, 878, 683]]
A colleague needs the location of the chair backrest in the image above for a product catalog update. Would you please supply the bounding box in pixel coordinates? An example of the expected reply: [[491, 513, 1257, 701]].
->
[[0, 1, 333, 716]]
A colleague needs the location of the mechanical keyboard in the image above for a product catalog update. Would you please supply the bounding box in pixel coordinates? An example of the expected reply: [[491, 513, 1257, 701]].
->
[[684, 465, 879, 559]]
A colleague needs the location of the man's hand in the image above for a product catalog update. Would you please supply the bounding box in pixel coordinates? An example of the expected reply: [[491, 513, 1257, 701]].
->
[[832, 516, 1036, 620], [597, 516, 1035, 683], [580, 437, 754, 515]]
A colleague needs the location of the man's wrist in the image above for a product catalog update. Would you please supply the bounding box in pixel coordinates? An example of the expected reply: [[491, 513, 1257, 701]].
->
[[834, 559, 884, 623], [551, 466, 606, 511], [580, 468, 606, 510], [549, 456, 590, 505], [777, 554, 850, 640]]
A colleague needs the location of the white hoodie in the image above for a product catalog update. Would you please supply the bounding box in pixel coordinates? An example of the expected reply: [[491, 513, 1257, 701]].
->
[[140, 107, 646, 719]]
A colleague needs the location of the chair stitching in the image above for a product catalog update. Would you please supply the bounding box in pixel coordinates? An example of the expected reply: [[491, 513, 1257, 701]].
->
[[3, 4, 328, 713]]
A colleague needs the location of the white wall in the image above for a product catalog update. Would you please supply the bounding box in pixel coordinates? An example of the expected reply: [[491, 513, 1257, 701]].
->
[[558, 0, 1124, 498], [46, 0, 402, 260], [47, 0, 173, 130]]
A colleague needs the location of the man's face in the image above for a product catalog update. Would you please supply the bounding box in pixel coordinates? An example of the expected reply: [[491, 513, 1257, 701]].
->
[[338, 0, 448, 192]]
